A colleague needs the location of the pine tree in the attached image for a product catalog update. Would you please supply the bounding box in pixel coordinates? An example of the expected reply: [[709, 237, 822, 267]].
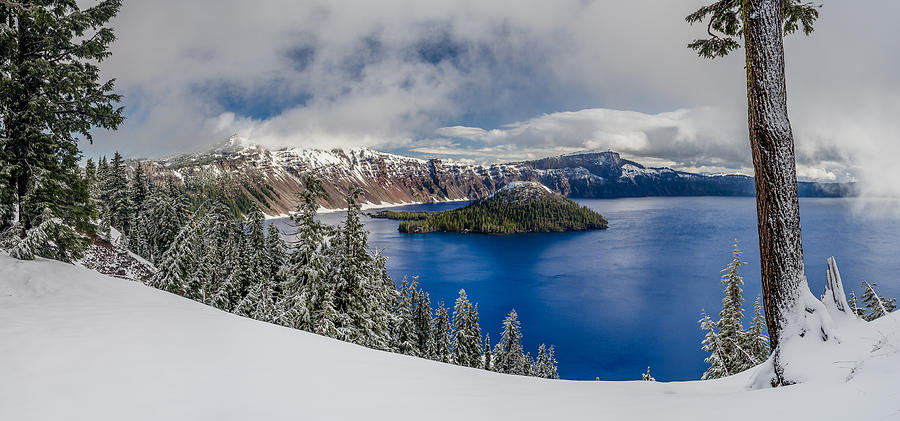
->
[[483, 333, 492, 371], [686, 0, 822, 385], [642, 366, 656, 381], [432, 301, 452, 363], [535, 344, 549, 378], [494, 309, 526, 375], [848, 292, 864, 318], [746, 295, 770, 364], [394, 277, 418, 356], [451, 289, 481, 367], [716, 240, 753, 373], [266, 223, 287, 296], [861, 281, 897, 321], [413, 286, 433, 357], [0, 0, 123, 253], [545, 345, 559, 379], [149, 217, 197, 296], [280, 176, 330, 330], [699, 311, 727, 380], [107, 152, 130, 233]]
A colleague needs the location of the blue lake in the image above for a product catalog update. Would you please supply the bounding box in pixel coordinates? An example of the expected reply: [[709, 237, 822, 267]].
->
[[294, 197, 900, 381]]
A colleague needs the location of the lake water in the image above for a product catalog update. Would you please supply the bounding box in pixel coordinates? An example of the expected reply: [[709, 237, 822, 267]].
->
[[285, 197, 900, 381]]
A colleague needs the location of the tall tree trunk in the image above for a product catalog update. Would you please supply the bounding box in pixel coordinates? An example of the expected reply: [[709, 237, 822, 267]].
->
[[743, 0, 806, 385]]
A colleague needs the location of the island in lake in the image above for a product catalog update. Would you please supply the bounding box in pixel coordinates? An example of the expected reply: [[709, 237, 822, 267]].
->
[[371, 181, 609, 234]]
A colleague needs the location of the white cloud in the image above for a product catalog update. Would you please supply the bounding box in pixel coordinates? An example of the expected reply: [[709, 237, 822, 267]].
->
[[79, 0, 900, 192]]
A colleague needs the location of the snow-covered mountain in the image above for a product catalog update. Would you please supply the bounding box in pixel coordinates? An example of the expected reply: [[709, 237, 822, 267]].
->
[[134, 137, 855, 216], [1, 253, 897, 420]]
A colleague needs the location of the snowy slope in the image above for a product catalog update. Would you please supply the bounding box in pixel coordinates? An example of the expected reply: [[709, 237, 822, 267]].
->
[[1, 254, 897, 421]]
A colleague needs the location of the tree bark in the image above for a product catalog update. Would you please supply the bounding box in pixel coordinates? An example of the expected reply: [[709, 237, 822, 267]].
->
[[742, 0, 806, 385]]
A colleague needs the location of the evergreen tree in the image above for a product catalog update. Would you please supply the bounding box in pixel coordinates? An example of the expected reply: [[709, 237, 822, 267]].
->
[[451, 289, 481, 367], [545, 345, 559, 379], [432, 301, 452, 363], [699, 311, 727, 380], [535, 344, 549, 378], [861, 281, 897, 321], [266, 223, 287, 297], [686, 0, 822, 385], [107, 151, 130, 233], [280, 176, 330, 330], [699, 241, 761, 379], [746, 295, 770, 364], [84, 159, 97, 197], [149, 217, 197, 296], [413, 285, 433, 357], [394, 277, 418, 356], [483, 333, 492, 371], [0, 0, 123, 254], [848, 292, 864, 318], [642, 366, 656, 381], [494, 309, 526, 375]]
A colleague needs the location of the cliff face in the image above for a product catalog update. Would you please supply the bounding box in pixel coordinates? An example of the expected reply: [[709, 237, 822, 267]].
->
[[133, 138, 855, 216]]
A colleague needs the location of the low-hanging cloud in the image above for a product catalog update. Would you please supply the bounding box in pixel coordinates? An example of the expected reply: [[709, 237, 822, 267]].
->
[[79, 0, 899, 194]]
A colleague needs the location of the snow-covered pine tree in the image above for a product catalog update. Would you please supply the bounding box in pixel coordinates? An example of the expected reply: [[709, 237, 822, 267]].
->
[[715, 240, 754, 374], [545, 345, 559, 379], [413, 286, 433, 357], [280, 176, 330, 330], [746, 295, 770, 365], [494, 309, 526, 375], [451, 289, 481, 367], [483, 333, 492, 371], [266, 223, 288, 299], [535, 344, 549, 378], [393, 277, 419, 356], [470, 303, 483, 363], [642, 366, 656, 381], [0, 0, 123, 248], [331, 187, 395, 350], [686, 0, 824, 386], [861, 281, 897, 321], [107, 152, 131, 234], [245, 204, 270, 285], [699, 311, 727, 380], [848, 292, 864, 318], [523, 352, 534, 376], [432, 301, 452, 363], [149, 213, 199, 296]]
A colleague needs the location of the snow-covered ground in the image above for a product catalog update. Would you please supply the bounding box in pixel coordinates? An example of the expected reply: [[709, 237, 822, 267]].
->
[[1, 254, 898, 420]]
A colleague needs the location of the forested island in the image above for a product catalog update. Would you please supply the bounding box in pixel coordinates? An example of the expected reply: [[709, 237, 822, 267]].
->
[[372, 182, 608, 234]]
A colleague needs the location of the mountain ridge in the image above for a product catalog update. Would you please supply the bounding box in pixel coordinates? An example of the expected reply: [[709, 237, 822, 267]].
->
[[130, 139, 856, 216]]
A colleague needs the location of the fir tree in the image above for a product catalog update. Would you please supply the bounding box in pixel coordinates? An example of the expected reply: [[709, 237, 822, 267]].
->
[[686, 0, 822, 385], [394, 277, 418, 356], [483, 333, 492, 371], [413, 286, 433, 357], [494, 309, 526, 375], [266, 223, 287, 296], [451, 289, 481, 367], [746, 295, 770, 364], [0, 0, 123, 253], [642, 366, 656, 381], [861, 281, 896, 321], [107, 152, 130, 233], [699, 311, 727, 380], [280, 176, 330, 330], [545, 345, 559, 379], [432, 301, 452, 363]]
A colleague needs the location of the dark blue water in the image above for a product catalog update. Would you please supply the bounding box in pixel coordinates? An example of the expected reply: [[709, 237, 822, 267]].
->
[[301, 197, 900, 381]]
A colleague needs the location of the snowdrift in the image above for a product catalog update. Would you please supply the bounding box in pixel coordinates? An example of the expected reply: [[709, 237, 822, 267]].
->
[[1, 254, 897, 420]]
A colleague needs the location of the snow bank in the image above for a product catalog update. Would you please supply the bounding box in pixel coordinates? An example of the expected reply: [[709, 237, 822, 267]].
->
[[1, 254, 898, 421]]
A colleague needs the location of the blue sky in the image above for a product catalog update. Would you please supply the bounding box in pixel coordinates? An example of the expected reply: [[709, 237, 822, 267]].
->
[[82, 0, 900, 192]]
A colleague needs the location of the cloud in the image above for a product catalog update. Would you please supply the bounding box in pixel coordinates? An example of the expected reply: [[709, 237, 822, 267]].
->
[[79, 0, 900, 191]]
